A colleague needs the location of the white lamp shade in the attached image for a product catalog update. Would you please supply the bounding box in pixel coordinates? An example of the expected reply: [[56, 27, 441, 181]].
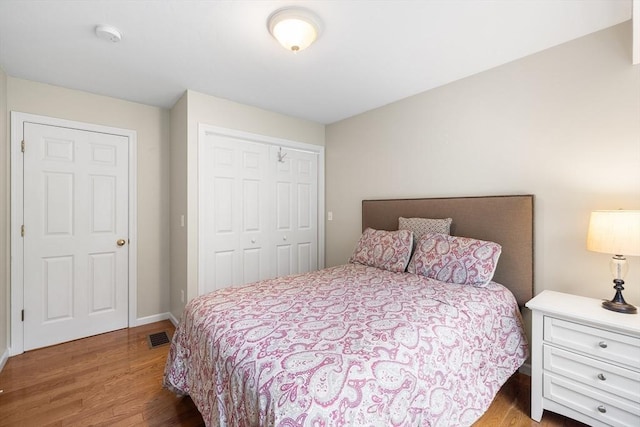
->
[[587, 210, 640, 256], [268, 8, 320, 52]]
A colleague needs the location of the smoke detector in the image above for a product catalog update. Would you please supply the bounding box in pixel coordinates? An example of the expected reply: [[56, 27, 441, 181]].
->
[[95, 25, 122, 43]]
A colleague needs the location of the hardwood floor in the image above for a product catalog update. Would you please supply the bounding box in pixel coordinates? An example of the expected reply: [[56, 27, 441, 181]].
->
[[473, 372, 587, 427], [0, 321, 587, 426], [0, 321, 203, 426]]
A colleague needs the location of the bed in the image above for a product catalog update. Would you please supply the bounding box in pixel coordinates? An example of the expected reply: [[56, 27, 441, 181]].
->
[[164, 195, 533, 426]]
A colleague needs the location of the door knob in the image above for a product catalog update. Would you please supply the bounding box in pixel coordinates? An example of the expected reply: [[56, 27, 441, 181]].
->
[[117, 239, 126, 247]]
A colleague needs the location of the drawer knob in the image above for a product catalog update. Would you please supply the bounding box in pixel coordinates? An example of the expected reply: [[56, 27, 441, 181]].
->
[[597, 405, 607, 414], [597, 373, 606, 381], [598, 341, 608, 349]]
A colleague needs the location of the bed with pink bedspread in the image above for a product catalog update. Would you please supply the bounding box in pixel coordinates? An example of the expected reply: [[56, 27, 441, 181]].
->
[[164, 195, 533, 426], [164, 264, 527, 426]]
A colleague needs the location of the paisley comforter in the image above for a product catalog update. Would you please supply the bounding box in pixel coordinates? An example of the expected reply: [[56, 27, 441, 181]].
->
[[164, 264, 528, 426]]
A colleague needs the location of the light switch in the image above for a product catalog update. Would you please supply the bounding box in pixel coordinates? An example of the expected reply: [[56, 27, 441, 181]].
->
[[328, 211, 333, 221]]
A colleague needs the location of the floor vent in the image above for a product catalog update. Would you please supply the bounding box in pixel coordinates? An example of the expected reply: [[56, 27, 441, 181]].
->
[[148, 331, 170, 349]]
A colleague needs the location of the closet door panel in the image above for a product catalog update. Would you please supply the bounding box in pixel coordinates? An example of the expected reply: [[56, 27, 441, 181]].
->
[[293, 150, 318, 275], [243, 179, 260, 232], [275, 182, 292, 231], [199, 137, 270, 294], [241, 177, 264, 284], [297, 242, 312, 274], [214, 251, 234, 288], [276, 245, 293, 278], [242, 248, 262, 284]]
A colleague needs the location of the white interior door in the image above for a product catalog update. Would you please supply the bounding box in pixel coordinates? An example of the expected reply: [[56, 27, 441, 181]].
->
[[199, 136, 270, 294], [23, 123, 129, 351], [272, 146, 318, 277]]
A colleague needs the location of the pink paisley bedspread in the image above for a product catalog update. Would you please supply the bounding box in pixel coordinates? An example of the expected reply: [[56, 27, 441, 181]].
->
[[164, 264, 528, 426]]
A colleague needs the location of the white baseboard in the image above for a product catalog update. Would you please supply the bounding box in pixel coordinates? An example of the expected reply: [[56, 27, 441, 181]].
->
[[135, 312, 171, 326], [0, 347, 9, 374], [168, 312, 180, 327], [519, 362, 531, 376]]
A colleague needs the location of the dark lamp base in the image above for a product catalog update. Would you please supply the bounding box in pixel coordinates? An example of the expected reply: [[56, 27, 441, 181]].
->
[[602, 299, 637, 314], [602, 279, 637, 314]]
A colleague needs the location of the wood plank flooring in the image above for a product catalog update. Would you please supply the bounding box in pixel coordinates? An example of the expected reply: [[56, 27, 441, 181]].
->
[[0, 320, 587, 426]]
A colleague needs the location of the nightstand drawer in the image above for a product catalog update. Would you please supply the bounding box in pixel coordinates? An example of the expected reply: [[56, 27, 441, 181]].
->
[[544, 316, 640, 369], [544, 373, 640, 427], [544, 345, 640, 403]]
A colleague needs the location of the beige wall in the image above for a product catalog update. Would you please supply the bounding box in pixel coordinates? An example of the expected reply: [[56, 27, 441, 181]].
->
[[0, 67, 8, 362], [5, 78, 172, 323], [169, 90, 325, 319], [326, 22, 640, 306]]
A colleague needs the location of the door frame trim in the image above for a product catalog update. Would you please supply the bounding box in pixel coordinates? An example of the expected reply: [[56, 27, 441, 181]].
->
[[9, 112, 138, 355]]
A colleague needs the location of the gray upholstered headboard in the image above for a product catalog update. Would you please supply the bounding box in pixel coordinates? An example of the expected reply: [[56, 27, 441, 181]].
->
[[362, 195, 534, 307]]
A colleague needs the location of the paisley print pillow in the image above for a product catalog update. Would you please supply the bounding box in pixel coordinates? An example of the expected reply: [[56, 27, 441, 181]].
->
[[407, 233, 501, 286], [398, 217, 452, 241], [349, 228, 413, 272]]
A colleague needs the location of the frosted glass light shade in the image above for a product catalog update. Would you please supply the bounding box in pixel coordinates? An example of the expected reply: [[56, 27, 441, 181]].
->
[[268, 8, 320, 52], [587, 210, 640, 256]]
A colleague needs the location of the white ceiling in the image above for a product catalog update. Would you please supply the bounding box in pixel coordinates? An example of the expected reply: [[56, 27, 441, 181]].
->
[[0, 0, 633, 124]]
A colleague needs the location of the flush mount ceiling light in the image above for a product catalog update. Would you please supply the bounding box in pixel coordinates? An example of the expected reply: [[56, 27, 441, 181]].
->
[[267, 7, 321, 52], [95, 25, 122, 43]]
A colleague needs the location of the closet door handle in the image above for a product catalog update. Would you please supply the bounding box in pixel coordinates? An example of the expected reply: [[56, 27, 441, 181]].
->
[[598, 341, 608, 349], [597, 405, 607, 414], [597, 373, 606, 381]]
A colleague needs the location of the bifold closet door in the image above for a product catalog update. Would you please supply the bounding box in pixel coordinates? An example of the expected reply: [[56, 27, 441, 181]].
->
[[271, 146, 318, 277], [199, 133, 320, 295], [199, 137, 270, 294]]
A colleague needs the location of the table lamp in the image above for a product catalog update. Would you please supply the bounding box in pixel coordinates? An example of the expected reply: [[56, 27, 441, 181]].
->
[[587, 210, 640, 314]]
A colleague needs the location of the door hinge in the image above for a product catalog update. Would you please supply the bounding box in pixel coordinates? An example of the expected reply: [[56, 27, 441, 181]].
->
[[21, 310, 24, 322], [21, 140, 25, 153], [21, 225, 25, 237]]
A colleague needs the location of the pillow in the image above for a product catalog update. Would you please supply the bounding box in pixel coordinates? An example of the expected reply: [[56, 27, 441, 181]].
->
[[349, 228, 413, 273], [407, 233, 501, 286], [398, 217, 453, 241]]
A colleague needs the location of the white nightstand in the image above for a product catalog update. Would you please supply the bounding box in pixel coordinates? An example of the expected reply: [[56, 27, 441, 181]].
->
[[526, 290, 640, 426]]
